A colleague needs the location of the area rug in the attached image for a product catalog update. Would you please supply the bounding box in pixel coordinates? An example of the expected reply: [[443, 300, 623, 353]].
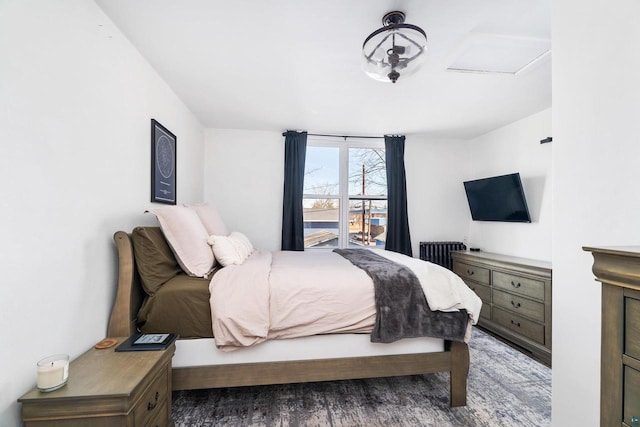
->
[[172, 328, 551, 426]]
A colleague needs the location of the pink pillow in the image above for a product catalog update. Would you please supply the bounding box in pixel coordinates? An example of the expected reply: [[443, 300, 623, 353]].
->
[[186, 204, 229, 236], [147, 206, 215, 277]]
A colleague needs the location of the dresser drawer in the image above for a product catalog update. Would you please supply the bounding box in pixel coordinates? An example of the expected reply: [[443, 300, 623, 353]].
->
[[626, 297, 640, 361], [493, 271, 544, 301], [479, 303, 491, 320], [493, 307, 545, 345], [453, 261, 490, 285], [144, 400, 168, 427], [624, 366, 640, 426], [134, 366, 169, 427], [465, 282, 491, 303], [493, 289, 544, 323]]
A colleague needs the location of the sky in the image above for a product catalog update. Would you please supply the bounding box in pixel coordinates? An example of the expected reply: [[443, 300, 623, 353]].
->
[[304, 146, 387, 196]]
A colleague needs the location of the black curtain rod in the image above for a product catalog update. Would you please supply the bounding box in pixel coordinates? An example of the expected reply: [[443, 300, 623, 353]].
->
[[282, 131, 386, 140]]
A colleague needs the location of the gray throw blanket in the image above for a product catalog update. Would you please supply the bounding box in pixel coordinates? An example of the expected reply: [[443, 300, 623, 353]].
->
[[334, 248, 468, 343]]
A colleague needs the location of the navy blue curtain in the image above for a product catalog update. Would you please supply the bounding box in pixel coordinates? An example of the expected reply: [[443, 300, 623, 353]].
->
[[384, 135, 413, 256], [281, 131, 307, 251]]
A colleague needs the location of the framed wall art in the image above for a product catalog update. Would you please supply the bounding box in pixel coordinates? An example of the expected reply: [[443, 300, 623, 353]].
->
[[151, 119, 177, 204]]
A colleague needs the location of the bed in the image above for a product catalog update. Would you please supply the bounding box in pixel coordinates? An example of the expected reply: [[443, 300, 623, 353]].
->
[[107, 223, 478, 407]]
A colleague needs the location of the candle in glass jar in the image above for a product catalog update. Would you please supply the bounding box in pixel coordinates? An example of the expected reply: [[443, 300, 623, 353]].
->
[[36, 354, 69, 392]]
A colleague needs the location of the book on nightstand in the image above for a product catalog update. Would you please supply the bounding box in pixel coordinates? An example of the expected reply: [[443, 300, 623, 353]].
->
[[115, 333, 178, 352]]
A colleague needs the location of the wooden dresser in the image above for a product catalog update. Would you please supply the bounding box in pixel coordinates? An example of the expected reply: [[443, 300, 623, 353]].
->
[[19, 338, 175, 427], [451, 251, 552, 366], [584, 246, 640, 427]]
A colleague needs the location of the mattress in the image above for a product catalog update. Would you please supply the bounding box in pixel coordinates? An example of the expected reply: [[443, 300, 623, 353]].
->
[[173, 333, 445, 368]]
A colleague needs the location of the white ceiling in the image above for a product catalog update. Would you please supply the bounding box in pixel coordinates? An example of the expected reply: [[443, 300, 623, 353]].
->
[[95, 0, 551, 139]]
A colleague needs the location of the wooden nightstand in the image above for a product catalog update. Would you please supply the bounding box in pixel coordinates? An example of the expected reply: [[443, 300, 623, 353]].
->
[[19, 337, 175, 427]]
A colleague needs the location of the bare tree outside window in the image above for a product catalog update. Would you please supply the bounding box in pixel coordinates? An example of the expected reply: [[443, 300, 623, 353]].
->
[[302, 143, 387, 249], [348, 148, 387, 196], [348, 148, 387, 246]]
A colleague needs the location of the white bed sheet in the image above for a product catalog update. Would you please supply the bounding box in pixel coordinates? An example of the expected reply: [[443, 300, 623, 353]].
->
[[173, 334, 444, 368]]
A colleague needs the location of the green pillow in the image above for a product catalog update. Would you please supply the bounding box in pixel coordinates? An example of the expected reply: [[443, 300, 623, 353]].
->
[[131, 227, 182, 296]]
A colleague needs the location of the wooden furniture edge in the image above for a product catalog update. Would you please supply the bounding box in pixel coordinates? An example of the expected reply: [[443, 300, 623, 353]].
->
[[19, 339, 175, 426], [452, 250, 552, 366], [583, 246, 640, 291], [584, 246, 640, 425], [600, 284, 624, 426], [448, 340, 469, 407], [172, 344, 468, 407], [107, 229, 469, 407], [451, 251, 552, 279], [107, 231, 142, 337]]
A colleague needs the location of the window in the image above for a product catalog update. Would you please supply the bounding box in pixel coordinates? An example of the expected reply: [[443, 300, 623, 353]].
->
[[303, 138, 387, 249]]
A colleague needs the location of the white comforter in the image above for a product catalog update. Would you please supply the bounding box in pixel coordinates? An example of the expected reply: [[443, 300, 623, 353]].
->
[[209, 248, 481, 351]]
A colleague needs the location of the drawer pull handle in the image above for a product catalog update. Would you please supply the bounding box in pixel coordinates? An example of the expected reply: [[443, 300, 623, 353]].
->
[[511, 301, 521, 308], [510, 320, 521, 327], [147, 391, 159, 411], [467, 269, 474, 276], [511, 281, 521, 288]]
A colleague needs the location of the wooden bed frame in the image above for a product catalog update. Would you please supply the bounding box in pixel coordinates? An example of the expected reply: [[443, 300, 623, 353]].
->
[[107, 230, 470, 407]]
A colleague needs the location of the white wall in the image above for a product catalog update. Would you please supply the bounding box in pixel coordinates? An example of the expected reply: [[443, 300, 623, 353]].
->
[[204, 130, 471, 256], [0, 1, 204, 425], [405, 136, 472, 257], [204, 129, 284, 251], [467, 109, 552, 261], [552, 1, 640, 425]]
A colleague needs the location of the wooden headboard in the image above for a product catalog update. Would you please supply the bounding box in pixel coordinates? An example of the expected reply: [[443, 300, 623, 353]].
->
[[107, 231, 145, 337]]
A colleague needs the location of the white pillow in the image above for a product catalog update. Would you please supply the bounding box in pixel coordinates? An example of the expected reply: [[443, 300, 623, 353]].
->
[[147, 206, 215, 277], [207, 232, 254, 267], [185, 203, 229, 236], [231, 231, 254, 255]]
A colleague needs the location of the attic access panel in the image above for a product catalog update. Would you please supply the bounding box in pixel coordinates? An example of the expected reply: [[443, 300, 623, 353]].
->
[[447, 33, 550, 75]]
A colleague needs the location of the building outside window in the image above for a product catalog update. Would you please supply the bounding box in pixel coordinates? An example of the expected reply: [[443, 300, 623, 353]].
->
[[303, 137, 387, 249]]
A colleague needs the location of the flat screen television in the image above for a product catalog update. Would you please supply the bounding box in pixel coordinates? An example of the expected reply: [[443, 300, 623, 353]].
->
[[463, 173, 531, 223]]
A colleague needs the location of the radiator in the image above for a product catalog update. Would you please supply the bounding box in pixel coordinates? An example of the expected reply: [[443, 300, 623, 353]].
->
[[419, 241, 467, 270]]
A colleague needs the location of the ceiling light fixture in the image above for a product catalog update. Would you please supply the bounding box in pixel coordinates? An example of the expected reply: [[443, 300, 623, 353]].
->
[[362, 11, 427, 84]]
